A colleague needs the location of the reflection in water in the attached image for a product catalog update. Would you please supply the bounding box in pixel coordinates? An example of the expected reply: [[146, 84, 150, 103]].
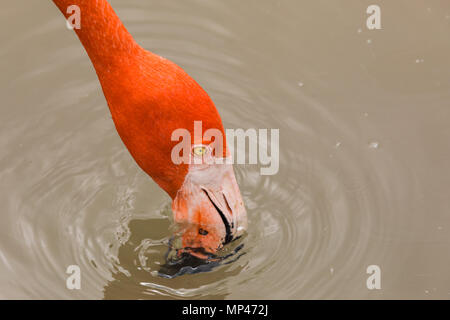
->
[[0, 0, 450, 299], [103, 218, 245, 299]]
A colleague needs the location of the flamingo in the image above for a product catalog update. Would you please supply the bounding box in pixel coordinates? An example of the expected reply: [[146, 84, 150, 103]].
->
[[52, 0, 247, 258]]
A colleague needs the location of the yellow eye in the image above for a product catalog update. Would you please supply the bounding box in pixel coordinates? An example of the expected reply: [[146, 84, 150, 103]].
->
[[193, 146, 207, 156]]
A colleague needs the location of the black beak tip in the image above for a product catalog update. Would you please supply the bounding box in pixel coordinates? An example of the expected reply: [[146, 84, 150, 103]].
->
[[201, 188, 234, 245], [158, 250, 220, 278]]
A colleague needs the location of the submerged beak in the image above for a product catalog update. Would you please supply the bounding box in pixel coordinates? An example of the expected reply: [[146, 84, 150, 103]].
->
[[172, 161, 247, 258]]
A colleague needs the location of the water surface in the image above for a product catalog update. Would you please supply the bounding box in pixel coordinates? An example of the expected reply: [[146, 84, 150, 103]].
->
[[0, 0, 450, 299]]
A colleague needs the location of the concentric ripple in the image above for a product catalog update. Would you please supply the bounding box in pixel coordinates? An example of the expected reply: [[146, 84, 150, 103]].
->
[[0, 0, 434, 299]]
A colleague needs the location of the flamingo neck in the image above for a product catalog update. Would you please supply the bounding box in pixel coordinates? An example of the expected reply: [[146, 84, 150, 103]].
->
[[52, 0, 226, 199], [52, 0, 141, 72]]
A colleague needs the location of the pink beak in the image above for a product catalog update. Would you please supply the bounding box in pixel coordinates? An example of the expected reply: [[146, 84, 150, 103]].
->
[[172, 161, 247, 258]]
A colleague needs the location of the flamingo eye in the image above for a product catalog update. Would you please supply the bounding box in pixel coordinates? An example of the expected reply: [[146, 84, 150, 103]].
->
[[192, 146, 207, 156]]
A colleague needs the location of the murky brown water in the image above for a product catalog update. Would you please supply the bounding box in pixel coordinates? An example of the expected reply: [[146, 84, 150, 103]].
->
[[1, 0, 450, 299]]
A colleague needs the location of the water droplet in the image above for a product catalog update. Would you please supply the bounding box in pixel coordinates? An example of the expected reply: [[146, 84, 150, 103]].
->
[[363, 112, 369, 117], [357, 28, 362, 33], [367, 39, 372, 44], [297, 82, 304, 87], [150, 271, 159, 277], [335, 142, 341, 148], [368, 142, 379, 149], [330, 267, 334, 274]]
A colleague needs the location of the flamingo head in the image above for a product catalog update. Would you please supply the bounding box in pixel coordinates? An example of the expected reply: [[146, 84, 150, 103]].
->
[[171, 143, 247, 259], [51, 0, 247, 263], [101, 53, 248, 259]]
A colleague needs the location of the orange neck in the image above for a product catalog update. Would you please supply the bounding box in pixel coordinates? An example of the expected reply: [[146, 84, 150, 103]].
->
[[52, 0, 226, 199], [52, 0, 140, 73]]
